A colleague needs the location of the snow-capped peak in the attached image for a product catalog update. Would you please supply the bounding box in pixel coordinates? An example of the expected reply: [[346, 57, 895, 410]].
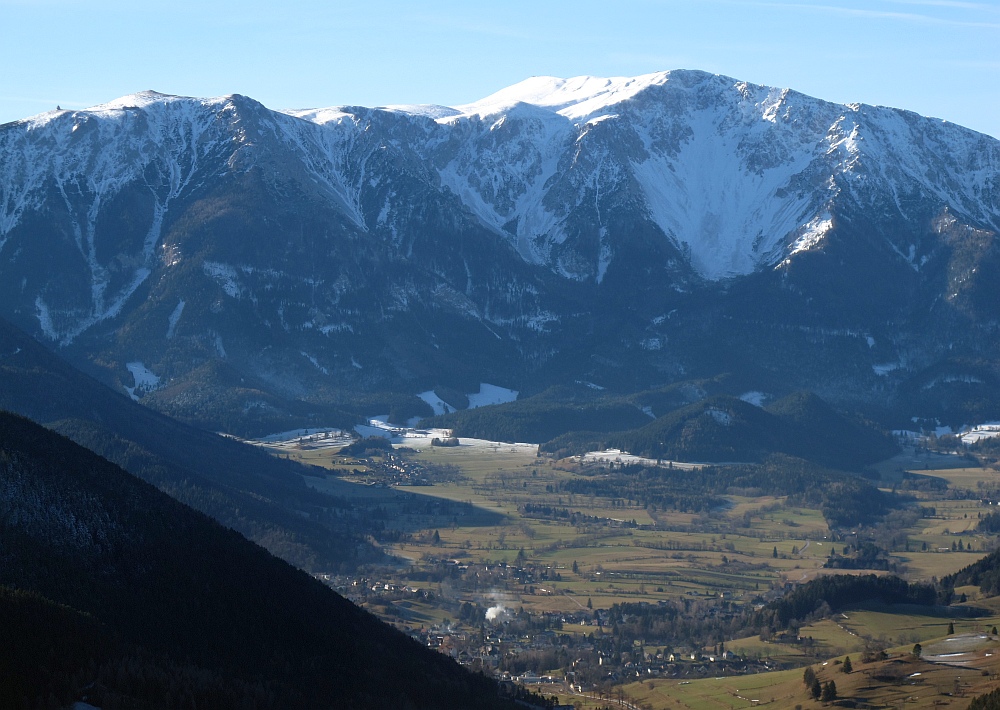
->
[[379, 104, 462, 120], [281, 106, 354, 125], [281, 72, 677, 127], [86, 90, 192, 112], [451, 71, 671, 122], [4, 70, 1000, 296]]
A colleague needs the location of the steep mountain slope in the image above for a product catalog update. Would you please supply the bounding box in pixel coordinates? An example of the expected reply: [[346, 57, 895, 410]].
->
[[438, 72, 1000, 280], [2, 71, 999, 427], [0, 316, 377, 572], [0, 411, 517, 709]]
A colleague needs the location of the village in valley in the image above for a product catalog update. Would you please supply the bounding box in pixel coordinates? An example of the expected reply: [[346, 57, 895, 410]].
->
[[248, 415, 1000, 709]]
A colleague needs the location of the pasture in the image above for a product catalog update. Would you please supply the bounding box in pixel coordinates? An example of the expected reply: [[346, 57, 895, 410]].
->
[[261, 430, 1000, 709], [277, 435, 1000, 619]]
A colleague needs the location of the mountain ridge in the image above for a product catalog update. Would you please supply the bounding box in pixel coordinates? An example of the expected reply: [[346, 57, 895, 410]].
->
[[9, 69, 999, 289], [2, 70, 999, 429]]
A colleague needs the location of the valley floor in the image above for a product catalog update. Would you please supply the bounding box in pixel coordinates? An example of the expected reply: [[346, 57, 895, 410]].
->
[[259, 425, 1000, 709]]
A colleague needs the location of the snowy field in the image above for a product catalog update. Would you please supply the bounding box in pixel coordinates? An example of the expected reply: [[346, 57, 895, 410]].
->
[[354, 415, 537, 452], [960, 422, 1000, 445], [893, 421, 1000, 447], [465, 383, 518, 408], [242, 428, 355, 451], [579, 449, 704, 470], [416, 383, 519, 416], [124, 361, 160, 401], [246, 418, 708, 467]]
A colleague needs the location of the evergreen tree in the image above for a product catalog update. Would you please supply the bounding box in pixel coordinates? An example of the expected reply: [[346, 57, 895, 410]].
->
[[842, 656, 852, 673], [803, 667, 816, 687], [912, 642, 922, 658], [809, 678, 822, 699], [821, 680, 838, 701], [968, 687, 1000, 709], [948, 621, 955, 635]]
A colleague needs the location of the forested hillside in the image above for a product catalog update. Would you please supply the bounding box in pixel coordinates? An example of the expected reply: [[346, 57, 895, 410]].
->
[[0, 317, 375, 571], [0, 412, 520, 709]]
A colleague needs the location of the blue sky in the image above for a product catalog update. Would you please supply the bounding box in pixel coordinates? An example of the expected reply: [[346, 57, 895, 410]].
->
[[3, 0, 999, 137]]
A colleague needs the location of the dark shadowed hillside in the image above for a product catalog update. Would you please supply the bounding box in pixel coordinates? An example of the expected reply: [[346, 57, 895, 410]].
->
[[528, 391, 897, 470], [0, 412, 521, 709], [605, 393, 897, 469], [0, 316, 375, 571]]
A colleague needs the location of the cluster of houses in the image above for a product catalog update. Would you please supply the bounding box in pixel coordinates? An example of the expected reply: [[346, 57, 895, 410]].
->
[[405, 614, 777, 689], [319, 561, 783, 697], [343, 451, 437, 486]]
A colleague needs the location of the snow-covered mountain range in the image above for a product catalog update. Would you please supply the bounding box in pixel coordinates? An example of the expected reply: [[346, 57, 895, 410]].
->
[[2, 70, 999, 431]]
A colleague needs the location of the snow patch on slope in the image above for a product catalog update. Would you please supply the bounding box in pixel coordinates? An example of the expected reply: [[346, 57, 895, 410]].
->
[[124, 361, 160, 400], [633, 108, 819, 279], [960, 423, 1000, 445], [789, 212, 833, 256], [418, 391, 456, 416], [706, 408, 734, 426], [166, 299, 185, 339], [467, 383, 518, 408], [739, 391, 769, 407], [203, 262, 241, 298], [873, 362, 902, 376], [300, 351, 329, 375]]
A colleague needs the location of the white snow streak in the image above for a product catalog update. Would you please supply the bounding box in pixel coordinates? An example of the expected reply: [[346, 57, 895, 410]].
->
[[4, 69, 1000, 338], [166, 299, 185, 339]]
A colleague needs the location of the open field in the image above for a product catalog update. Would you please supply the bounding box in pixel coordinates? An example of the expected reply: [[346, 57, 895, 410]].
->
[[624, 631, 1000, 710], [873, 449, 979, 478], [839, 609, 966, 646], [261, 429, 1000, 708], [278, 436, 1000, 613], [626, 666, 805, 709], [920, 467, 1000, 491], [897, 549, 990, 582]]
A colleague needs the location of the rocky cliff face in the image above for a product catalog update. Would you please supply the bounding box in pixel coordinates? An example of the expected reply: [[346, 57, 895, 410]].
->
[[2, 70, 998, 429]]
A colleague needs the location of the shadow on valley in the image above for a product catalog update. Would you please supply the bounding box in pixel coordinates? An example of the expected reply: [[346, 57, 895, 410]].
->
[[0, 412, 528, 710], [0, 317, 381, 573], [302, 472, 507, 536]]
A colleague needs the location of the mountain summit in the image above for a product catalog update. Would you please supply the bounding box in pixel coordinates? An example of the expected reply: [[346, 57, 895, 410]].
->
[[297, 69, 1000, 281], [2, 71, 998, 430]]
